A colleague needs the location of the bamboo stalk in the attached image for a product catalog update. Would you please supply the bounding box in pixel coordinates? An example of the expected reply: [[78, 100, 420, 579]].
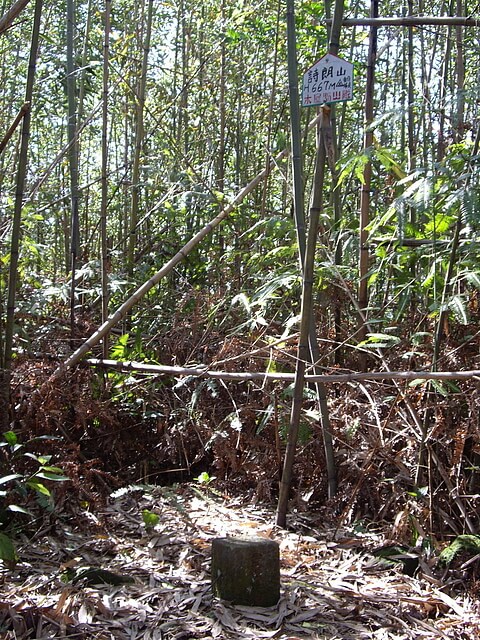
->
[[127, 0, 153, 275], [1, 0, 42, 429], [100, 0, 111, 357], [0, 0, 31, 35], [0, 102, 29, 153], [357, 0, 378, 362], [327, 16, 480, 26], [67, 0, 80, 344], [85, 359, 480, 383], [275, 0, 308, 530]]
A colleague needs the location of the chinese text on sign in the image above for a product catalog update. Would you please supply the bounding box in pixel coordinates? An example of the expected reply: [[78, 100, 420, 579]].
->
[[302, 54, 353, 107]]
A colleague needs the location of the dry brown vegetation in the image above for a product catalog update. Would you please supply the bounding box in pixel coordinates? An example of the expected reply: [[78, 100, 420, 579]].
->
[[2, 310, 480, 637]]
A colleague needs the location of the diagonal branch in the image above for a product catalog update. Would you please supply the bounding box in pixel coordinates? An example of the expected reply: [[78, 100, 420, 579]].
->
[[0, 0, 31, 35]]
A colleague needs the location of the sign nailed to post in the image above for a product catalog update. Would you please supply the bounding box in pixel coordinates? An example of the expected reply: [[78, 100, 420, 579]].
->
[[302, 54, 353, 107]]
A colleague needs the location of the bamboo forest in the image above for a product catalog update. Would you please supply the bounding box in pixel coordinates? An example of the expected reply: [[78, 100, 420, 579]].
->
[[1, 0, 480, 637]]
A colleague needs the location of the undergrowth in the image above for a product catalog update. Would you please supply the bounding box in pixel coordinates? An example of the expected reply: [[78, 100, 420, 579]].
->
[[2, 301, 480, 586]]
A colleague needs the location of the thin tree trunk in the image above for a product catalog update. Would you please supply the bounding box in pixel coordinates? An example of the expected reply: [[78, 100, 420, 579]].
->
[[100, 0, 111, 357], [357, 0, 378, 367], [127, 0, 153, 275], [433, 1, 470, 366], [437, 25, 452, 161], [324, 0, 344, 366], [67, 0, 80, 346], [1, 0, 42, 430], [216, 0, 226, 256], [276, 0, 307, 529], [77, 0, 92, 125], [285, 0, 306, 260], [260, 0, 281, 219], [454, 0, 465, 141], [407, 0, 415, 181]]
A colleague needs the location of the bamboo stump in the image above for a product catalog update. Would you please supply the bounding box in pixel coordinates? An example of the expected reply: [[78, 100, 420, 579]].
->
[[211, 537, 280, 607]]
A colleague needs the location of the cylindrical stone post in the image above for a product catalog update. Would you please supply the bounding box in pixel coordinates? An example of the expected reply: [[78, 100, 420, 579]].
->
[[211, 537, 280, 607]]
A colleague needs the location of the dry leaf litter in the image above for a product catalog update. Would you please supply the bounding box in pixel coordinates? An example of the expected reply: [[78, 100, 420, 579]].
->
[[1, 484, 479, 639]]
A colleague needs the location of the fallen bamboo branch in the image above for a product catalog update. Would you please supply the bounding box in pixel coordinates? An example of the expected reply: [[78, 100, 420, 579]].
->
[[327, 16, 480, 27], [85, 358, 480, 383]]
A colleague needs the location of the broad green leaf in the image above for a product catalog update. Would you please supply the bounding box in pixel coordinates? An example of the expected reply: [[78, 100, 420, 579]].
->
[[366, 204, 397, 236], [2, 431, 17, 446], [424, 212, 455, 236], [24, 453, 42, 462], [39, 465, 65, 475], [430, 380, 449, 397], [337, 151, 369, 186], [195, 472, 212, 485], [110, 334, 130, 360], [374, 144, 406, 180], [26, 480, 51, 496]]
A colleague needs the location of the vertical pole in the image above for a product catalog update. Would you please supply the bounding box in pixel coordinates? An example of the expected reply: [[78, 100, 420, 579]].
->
[[454, 0, 465, 141], [276, 0, 306, 528], [100, 0, 111, 358], [67, 0, 80, 348], [357, 0, 378, 367], [1, 0, 43, 429], [285, 0, 306, 262], [277, 0, 344, 526]]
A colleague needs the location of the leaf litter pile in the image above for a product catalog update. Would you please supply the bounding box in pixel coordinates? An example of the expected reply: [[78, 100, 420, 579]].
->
[[3, 321, 480, 638]]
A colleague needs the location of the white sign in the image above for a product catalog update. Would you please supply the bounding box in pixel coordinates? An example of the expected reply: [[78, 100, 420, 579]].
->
[[302, 54, 353, 107]]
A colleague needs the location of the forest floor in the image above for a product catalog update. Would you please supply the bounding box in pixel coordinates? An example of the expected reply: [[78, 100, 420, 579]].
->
[[3, 314, 480, 638], [1, 481, 480, 640]]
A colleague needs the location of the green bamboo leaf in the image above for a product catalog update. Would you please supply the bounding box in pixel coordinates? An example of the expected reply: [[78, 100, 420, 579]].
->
[[359, 333, 401, 348], [337, 152, 369, 186], [366, 204, 397, 236], [448, 295, 468, 325], [463, 271, 480, 289], [7, 504, 32, 516], [0, 474, 23, 485], [34, 471, 69, 482], [26, 480, 51, 496], [39, 465, 66, 475]]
